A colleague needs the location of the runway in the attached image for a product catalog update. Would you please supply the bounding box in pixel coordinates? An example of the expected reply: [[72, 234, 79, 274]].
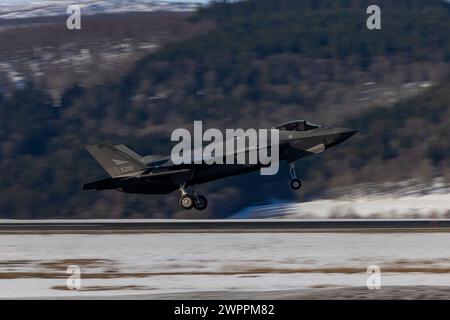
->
[[1, 219, 450, 233], [2, 232, 450, 298]]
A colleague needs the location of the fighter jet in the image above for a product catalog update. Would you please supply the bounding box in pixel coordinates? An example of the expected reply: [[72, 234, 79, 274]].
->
[[83, 120, 357, 210]]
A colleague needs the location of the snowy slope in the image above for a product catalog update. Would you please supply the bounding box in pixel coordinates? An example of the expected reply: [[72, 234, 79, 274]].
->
[[0, 0, 206, 20]]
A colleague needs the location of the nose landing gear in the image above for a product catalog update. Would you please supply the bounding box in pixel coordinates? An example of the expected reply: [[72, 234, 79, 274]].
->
[[290, 179, 302, 190], [179, 185, 208, 210], [289, 163, 302, 190]]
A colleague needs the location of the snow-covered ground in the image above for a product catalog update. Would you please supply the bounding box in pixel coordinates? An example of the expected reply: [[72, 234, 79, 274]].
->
[[1, 232, 450, 298], [234, 179, 450, 219], [243, 193, 450, 219]]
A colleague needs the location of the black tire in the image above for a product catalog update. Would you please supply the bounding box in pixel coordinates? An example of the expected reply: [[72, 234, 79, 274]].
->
[[180, 195, 194, 210], [290, 179, 302, 190], [194, 195, 208, 210]]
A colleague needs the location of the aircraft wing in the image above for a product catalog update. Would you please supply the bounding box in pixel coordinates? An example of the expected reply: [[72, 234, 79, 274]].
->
[[83, 168, 192, 191]]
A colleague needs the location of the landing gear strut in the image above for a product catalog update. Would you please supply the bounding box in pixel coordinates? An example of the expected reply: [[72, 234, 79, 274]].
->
[[179, 185, 208, 210], [289, 163, 302, 190]]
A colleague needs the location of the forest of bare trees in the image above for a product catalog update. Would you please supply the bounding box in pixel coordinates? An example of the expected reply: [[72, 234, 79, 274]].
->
[[0, 0, 449, 218]]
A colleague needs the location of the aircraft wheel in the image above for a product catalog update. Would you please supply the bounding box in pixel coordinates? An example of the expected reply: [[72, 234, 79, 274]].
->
[[290, 179, 302, 190], [194, 195, 208, 211], [180, 195, 194, 210]]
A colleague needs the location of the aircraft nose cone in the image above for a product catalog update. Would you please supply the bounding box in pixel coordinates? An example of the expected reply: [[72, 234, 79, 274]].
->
[[340, 129, 358, 141], [324, 128, 358, 148]]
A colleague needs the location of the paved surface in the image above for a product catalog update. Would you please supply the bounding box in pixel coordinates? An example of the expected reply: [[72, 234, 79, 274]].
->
[[30, 286, 450, 300], [0, 219, 450, 233], [146, 286, 450, 300]]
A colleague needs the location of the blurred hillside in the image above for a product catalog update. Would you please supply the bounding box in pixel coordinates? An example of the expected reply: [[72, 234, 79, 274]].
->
[[0, 0, 449, 219], [0, 12, 213, 103]]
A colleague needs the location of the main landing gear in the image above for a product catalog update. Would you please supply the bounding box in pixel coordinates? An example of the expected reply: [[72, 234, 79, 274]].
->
[[289, 163, 302, 190], [179, 186, 208, 210]]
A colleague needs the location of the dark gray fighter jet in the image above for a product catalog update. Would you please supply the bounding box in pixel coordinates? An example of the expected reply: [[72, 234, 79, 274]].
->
[[83, 120, 357, 210]]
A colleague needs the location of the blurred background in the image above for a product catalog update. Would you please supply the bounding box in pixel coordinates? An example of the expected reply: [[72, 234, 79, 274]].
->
[[0, 0, 449, 219]]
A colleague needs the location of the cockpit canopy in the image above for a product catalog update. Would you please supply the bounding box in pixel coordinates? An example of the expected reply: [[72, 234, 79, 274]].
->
[[274, 120, 320, 132]]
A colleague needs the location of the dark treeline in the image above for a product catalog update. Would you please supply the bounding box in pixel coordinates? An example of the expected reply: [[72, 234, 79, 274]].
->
[[0, 0, 449, 218]]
